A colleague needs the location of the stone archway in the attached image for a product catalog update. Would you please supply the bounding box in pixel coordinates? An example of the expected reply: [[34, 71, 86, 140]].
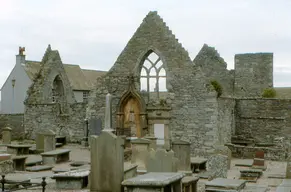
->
[[116, 75, 148, 138]]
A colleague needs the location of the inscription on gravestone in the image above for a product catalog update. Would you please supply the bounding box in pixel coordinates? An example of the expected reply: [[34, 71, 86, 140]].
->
[[89, 118, 102, 136]]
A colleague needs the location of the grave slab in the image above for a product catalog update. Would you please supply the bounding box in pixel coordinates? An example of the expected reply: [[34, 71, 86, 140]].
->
[[122, 172, 184, 191], [25, 159, 42, 167], [52, 169, 90, 189], [52, 167, 71, 173], [70, 161, 89, 167], [205, 178, 246, 192], [26, 165, 53, 172], [235, 159, 254, 167]]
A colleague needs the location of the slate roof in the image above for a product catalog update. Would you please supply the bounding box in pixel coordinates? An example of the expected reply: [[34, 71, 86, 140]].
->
[[274, 87, 291, 99], [24, 60, 106, 91]]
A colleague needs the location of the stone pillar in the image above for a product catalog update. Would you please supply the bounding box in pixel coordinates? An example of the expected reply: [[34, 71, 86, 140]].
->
[[131, 138, 150, 171], [2, 127, 12, 144], [172, 140, 191, 175], [43, 130, 56, 152]]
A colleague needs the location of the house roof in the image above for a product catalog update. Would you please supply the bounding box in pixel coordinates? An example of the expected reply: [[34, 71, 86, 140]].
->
[[82, 69, 107, 87], [24, 60, 106, 91], [274, 87, 291, 99]]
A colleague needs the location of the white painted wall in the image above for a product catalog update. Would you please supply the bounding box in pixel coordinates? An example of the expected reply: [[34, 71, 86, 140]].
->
[[74, 91, 84, 103], [1, 62, 32, 114]]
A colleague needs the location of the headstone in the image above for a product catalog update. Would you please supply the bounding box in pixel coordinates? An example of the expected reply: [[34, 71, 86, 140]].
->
[[43, 130, 56, 152], [36, 132, 44, 153], [207, 154, 228, 178], [89, 118, 102, 136], [144, 135, 157, 149], [131, 138, 150, 171], [255, 150, 264, 159], [104, 93, 114, 132], [172, 140, 191, 174], [146, 148, 178, 172], [2, 126, 12, 144], [214, 145, 232, 169], [90, 131, 124, 192], [286, 162, 291, 178]]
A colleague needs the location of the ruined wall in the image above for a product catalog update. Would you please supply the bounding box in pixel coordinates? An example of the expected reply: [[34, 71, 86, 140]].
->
[[24, 45, 85, 142], [217, 98, 235, 144], [234, 53, 273, 97], [24, 103, 86, 142], [0, 114, 24, 139], [86, 11, 220, 157], [235, 98, 291, 143], [194, 44, 234, 97]]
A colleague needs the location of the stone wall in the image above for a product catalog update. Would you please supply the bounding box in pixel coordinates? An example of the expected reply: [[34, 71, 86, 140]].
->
[[217, 98, 235, 144], [194, 44, 234, 97], [86, 11, 220, 157], [234, 53, 273, 97], [0, 113, 24, 140], [235, 98, 291, 143], [24, 45, 86, 142], [24, 102, 86, 142]]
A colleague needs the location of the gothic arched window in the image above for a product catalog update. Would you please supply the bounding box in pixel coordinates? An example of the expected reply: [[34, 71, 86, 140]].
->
[[140, 52, 167, 94], [52, 75, 64, 103]]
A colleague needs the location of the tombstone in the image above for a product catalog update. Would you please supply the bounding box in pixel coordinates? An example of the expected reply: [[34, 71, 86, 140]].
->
[[89, 118, 102, 136], [43, 130, 56, 152], [36, 132, 45, 153], [252, 150, 266, 170], [144, 135, 157, 150], [207, 154, 228, 178], [286, 162, 291, 178], [90, 131, 124, 192], [172, 140, 191, 175], [131, 138, 150, 171], [2, 126, 12, 144], [146, 148, 178, 172], [214, 145, 232, 169]]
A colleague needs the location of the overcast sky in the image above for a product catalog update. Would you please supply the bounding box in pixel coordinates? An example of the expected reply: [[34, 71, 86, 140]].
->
[[1, 0, 291, 89]]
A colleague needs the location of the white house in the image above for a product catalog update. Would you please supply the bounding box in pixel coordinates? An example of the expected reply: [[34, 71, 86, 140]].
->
[[0, 47, 106, 114]]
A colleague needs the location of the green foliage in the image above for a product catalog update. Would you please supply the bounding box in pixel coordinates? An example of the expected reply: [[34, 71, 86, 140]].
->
[[210, 80, 223, 98], [262, 88, 276, 98]]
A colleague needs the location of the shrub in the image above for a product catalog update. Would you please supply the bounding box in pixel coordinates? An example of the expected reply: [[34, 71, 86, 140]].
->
[[210, 80, 223, 98], [262, 88, 276, 98]]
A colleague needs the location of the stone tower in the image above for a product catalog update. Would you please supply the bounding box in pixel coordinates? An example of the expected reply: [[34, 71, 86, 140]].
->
[[234, 53, 273, 97]]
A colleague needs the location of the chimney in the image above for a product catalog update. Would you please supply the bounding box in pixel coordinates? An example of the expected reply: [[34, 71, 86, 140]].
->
[[16, 46, 26, 65]]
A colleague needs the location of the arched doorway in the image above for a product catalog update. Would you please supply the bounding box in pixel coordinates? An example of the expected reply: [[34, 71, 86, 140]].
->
[[116, 75, 147, 138]]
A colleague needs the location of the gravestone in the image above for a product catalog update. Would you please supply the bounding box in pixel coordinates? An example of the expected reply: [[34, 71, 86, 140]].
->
[[43, 129, 56, 152], [146, 148, 178, 172], [36, 132, 44, 153], [89, 118, 102, 136], [207, 154, 228, 178], [90, 131, 124, 192], [131, 138, 150, 171], [172, 140, 191, 174], [2, 126, 12, 144], [286, 162, 291, 178]]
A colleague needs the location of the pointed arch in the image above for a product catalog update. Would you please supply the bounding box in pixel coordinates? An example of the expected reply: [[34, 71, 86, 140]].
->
[[52, 75, 65, 103], [139, 50, 168, 94], [116, 75, 148, 138]]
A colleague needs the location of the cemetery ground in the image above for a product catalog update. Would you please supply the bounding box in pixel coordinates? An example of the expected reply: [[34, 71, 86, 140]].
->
[[0, 141, 287, 192]]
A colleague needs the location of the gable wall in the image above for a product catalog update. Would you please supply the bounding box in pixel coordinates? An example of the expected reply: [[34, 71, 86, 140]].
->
[[86, 12, 222, 157]]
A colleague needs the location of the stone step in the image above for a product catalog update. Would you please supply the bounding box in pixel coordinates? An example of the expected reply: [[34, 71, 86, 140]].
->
[[26, 165, 53, 172]]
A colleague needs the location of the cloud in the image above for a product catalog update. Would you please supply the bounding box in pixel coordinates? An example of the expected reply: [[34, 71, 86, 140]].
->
[[0, 0, 291, 89]]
